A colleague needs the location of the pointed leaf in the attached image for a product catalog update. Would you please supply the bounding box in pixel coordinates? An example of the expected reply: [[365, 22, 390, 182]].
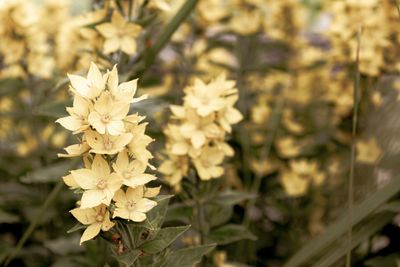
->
[[140, 225, 190, 254], [207, 224, 257, 245], [159, 244, 216, 267], [211, 190, 257, 206]]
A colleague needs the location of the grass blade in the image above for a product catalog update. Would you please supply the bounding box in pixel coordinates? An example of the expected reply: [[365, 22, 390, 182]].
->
[[130, 0, 198, 78], [313, 213, 393, 267], [283, 175, 400, 267]]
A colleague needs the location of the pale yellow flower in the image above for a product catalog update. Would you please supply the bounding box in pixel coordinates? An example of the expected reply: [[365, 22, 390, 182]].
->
[[107, 65, 147, 103], [71, 155, 122, 208], [112, 150, 156, 188], [113, 186, 157, 222], [184, 74, 236, 117], [85, 130, 132, 155], [281, 171, 309, 197], [356, 137, 382, 164], [62, 174, 79, 189], [56, 95, 91, 134], [96, 11, 142, 55], [127, 123, 154, 165], [88, 91, 130, 135], [68, 62, 108, 99], [70, 204, 114, 244], [57, 142, 90, 158], [159, 153, 188, 189], [217, 95, 243, 133], [193, 146, 225, 180]]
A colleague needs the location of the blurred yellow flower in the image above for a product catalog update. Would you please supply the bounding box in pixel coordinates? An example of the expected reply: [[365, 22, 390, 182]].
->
[[356, 137, 382, 164], [96, 11, 142, 55]]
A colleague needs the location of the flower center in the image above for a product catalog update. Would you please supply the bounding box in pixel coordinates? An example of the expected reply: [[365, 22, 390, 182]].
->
[[101, 114, 111, 123], [103, 138, 113, 150], [97, 179, 107, 189], [127, 201, 136, 210], [95, 215, 104, 222], [122, 170, 133, 179]]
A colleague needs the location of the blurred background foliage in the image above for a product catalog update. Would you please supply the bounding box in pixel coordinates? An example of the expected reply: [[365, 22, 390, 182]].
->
[[1, 0, 400, 266]]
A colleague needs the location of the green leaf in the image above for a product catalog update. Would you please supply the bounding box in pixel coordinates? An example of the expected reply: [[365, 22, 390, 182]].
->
[[67, 222, 86, 234], [143, 195, 173, 230], [365, 256, 399, 267], [36, 100, 71, 118], [0, 209, 19, 224], [20, 160, 77, 183], [140, 225, 190, 254], [207, 224, 257, 245], [284, 175, 400, 267], [44, 235, 83, 256], [114, 249, 141, 267], [205, 203, 233, 228], [377, 201, 400, 213], [211, 190, 257, 206], [128, 0, 199, 78], [312, 213, 394, 267], [0, 78, 23, 95], [159, 244, 216, 267], [165, 203, 192, 224]]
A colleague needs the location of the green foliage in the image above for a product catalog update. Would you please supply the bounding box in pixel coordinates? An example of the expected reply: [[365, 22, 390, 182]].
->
[[207, 224, 257, 245], [284, 175, 400, 267]]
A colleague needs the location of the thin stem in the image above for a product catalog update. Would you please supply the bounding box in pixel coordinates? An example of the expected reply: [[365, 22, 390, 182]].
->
[[243, 92, 285, 227], [129, 0, 198, 79], [194, 174, 207, 267], [346, 25, 362, 267], [395, 0, 400, 18], [4, 180, 64, 266]]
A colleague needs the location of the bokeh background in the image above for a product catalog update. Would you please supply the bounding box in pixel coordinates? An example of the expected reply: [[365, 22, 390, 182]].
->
[[1, 0, 400, 266]]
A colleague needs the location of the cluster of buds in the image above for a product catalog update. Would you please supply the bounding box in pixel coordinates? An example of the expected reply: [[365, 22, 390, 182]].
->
[[57, 63, 159, 244], [159, 74, 243, 190]]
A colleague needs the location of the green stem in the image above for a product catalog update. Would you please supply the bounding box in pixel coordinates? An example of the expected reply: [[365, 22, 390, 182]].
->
[[130, 0, 198, 78], [395, 0, 400, 18], [194, 175, 208, 267], [345, 26, 362, 267], [243, 96, 285, 227], [4, 180, 64, 266]]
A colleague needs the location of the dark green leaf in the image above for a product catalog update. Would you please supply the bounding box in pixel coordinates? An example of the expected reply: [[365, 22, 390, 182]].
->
[[36, 100, 71, 118], [143, 195, 173, 229], [211, 190, 257, 206], [0, 209, 19, 224], [165, 203, 192, 224], [67, 223, 86, 234], [158, 244, 216, 267], [205, 203, 233, 228], [20, 160, 77, 183], [365, 256, 398, 267], [207, 224, 257, 245], [140, 225, 190, 254], [114, 249, 141, 267]]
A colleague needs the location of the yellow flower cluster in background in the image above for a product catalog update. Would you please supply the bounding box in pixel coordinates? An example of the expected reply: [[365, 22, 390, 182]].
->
[[58, 63, 159, 244], [160, 74, 243, 190]]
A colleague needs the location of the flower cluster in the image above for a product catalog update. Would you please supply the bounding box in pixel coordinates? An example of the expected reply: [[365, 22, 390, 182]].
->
[[159, 74, 243, 190], [57, 63, 159, 244]]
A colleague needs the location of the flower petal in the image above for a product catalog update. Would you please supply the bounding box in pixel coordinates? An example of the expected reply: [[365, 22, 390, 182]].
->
[[71, 169, 97, 190], [70, 207, 96, 225], [81, 190, 105, 208], [80, 223, 102, 244]]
